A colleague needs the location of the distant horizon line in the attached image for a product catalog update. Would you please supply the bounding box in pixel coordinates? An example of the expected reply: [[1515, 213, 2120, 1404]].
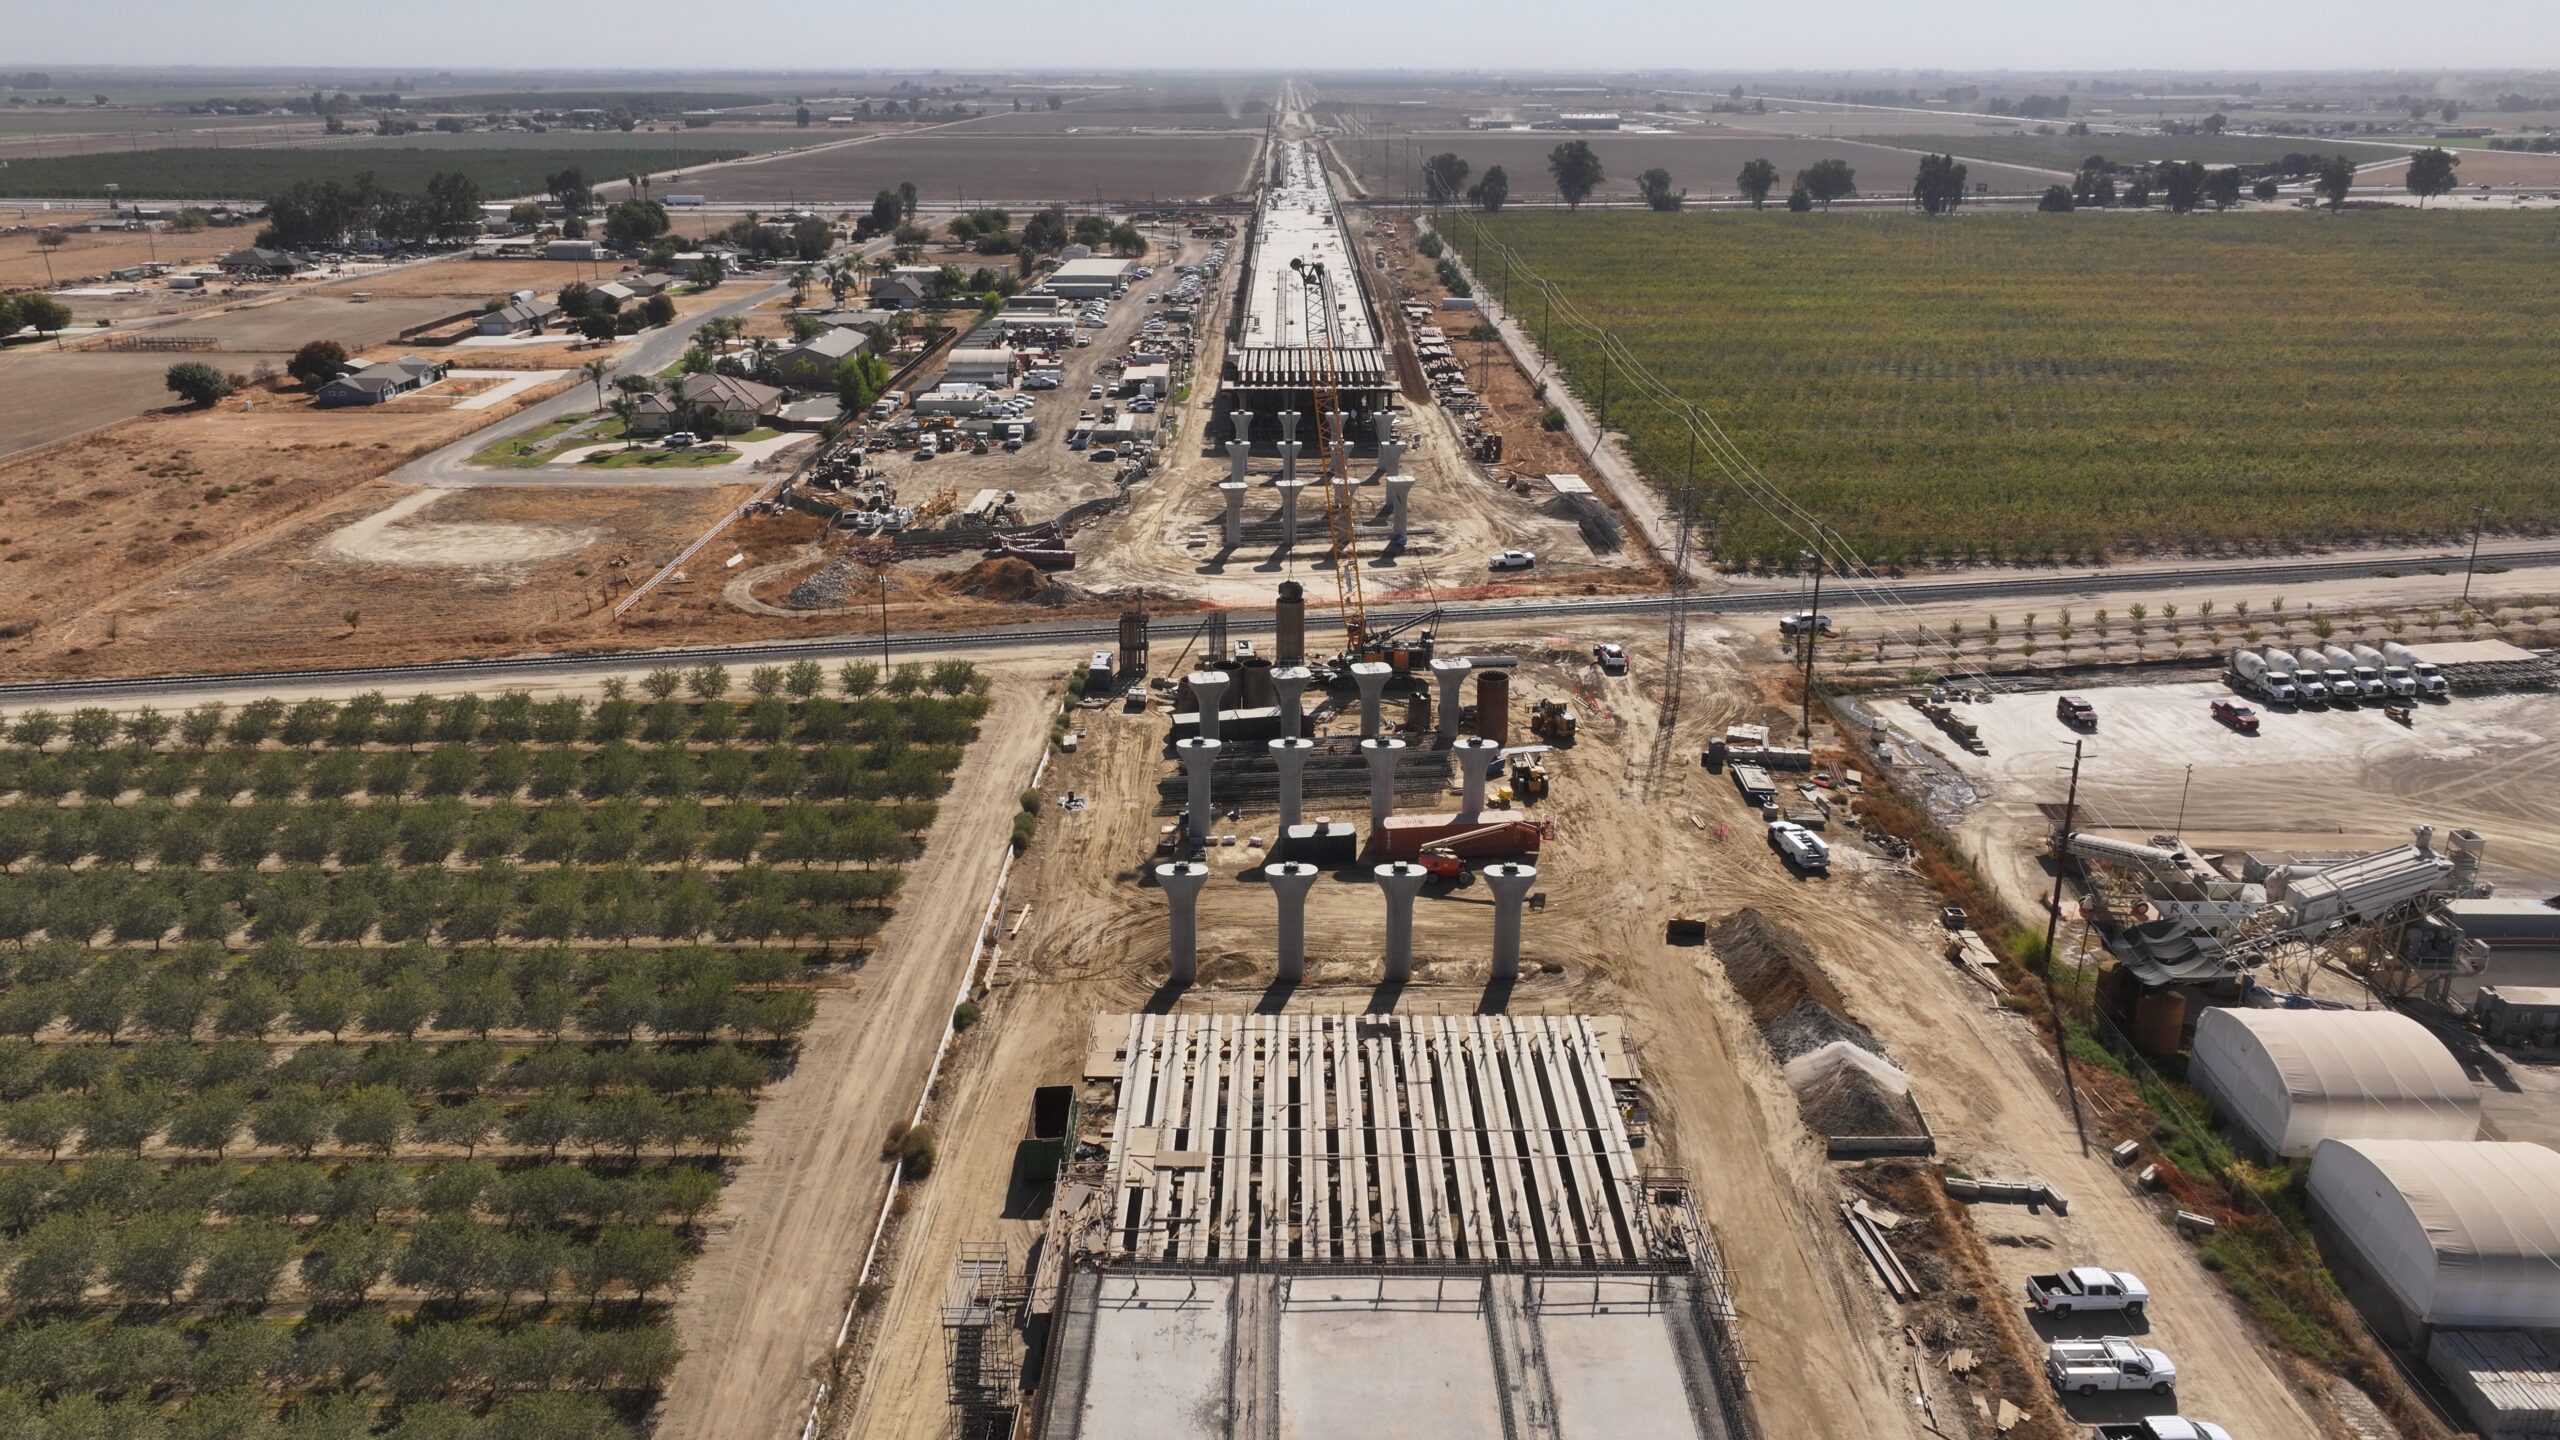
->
[[9, 64, 2559, 79]]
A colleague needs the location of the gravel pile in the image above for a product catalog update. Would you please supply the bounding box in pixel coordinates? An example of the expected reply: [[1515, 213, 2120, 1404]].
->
[[785, 557, 861, 610], [1795, 1062, 1927, 1140]]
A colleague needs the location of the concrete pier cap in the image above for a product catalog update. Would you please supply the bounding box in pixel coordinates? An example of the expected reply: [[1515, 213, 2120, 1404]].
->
[[1225, 440, 1251, 484], [1361, 735, 1407, 830], [1349, 661, 1394, 738], [1452, 736, 1505, 818], [1186, 670, 1228, 741], [1429, 658, 1473, 742], [1375, 861, 1429, 983], [1155, 860, 1210, 986], [1175, 736, 1219, 845], [1270, 666, 1312, 739], [1481, 862, 1538, 982], [1383, 474, 1416, 541], [1218, 482, 1246, 546], [1268, 736, 1316, 831], [1265, 861, 1321, 984]]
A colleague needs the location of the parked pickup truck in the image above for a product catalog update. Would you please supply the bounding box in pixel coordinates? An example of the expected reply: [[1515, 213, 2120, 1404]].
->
[[2028, 1266, 2150, 1318], [2092, 1419, 2233, 1440], [2047, 1338, 2176, 1396]]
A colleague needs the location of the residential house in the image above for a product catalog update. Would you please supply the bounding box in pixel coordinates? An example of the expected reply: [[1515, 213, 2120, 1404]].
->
[[870, 264, 942, 309], [771, 328, 868, 389], [627, 373, 784, 435], [315, 355, 450, 407], [475, 294, 561, 335], [218, 247, 312, 277]]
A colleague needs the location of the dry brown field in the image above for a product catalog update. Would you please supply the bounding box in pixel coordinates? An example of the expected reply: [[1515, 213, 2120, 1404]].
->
[[679, 133, 1263, 205]]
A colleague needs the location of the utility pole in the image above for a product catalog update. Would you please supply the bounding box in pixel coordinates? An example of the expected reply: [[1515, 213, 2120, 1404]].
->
[[1799, 553, 1823, 740], [2462, 504, 2489, 609], [2043, 739, 2090, 1156], [2174, 762, 2194, 839]]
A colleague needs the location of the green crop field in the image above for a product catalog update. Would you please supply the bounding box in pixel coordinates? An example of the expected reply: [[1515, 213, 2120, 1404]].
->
[[0, 664, 979, 1438], [1445, 210, 2560, 566], [0, 146, 749, 201], [1854, 131, 2412, 172]]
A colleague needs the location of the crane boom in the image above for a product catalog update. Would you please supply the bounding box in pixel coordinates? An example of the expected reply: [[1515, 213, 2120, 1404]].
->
[[1295, 257, 1366, 655]]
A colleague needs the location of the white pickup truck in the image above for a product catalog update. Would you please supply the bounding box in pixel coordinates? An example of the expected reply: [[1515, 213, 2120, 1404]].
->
[[2027, 1266, 2150, 1319], [2047, 1337, 2177, 1396], [2093, 1419, 2233, 1440]]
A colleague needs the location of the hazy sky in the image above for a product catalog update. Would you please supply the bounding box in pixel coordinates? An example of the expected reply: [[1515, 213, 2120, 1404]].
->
[[12, 0, 2555, 73]]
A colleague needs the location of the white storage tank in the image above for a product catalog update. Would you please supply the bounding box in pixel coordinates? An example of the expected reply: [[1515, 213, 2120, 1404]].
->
[[2190, 1008, 2478, 1158], [2308, 1140, 2560, 1337]]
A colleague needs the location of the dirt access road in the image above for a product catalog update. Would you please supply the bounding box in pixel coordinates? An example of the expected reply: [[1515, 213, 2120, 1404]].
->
[[655, 669, 1053, 1440]]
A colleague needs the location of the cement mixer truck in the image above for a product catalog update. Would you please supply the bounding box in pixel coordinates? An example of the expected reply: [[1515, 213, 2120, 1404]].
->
[[2354, 643, 2419, 698], [2265, 649, 2323, 705], [2382, 640, 2451, 698], [2296, 648, 2350, 706], [2325, 645, 2388, 701], [2230, 649, 2298, 705]]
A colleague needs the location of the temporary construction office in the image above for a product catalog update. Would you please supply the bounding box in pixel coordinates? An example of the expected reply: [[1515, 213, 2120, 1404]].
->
[[2308, 1139, 2560, 1340], [2189, 1007, 2479, 1159]]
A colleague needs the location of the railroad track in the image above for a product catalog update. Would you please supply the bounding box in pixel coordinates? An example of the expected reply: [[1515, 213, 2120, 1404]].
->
[[3, 547, 2552, 704]]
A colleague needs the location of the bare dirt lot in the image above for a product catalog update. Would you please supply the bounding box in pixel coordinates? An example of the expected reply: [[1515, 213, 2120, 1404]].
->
[[1339, 134, 2066, 200], [0, 376, 588, 676], [2361, 149, 2560, 189], [155, 293, 474, 351], [0, 346, 296, 458], [681, 134, 1264, 206], [0, 215, 245, 290], [816, 625, 2349, 1440]]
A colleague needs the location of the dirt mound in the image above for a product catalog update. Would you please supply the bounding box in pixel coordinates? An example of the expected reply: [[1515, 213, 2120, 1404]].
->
[[1762, 998, 1885, 1065], [1708, 908, 1859, 1032], [1796, 1065, 1926, 1139], [951, 556, 1061, 604]]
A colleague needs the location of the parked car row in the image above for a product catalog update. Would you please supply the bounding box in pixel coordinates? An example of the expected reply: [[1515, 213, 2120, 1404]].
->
[[2029, 1265, 2233, 1436]]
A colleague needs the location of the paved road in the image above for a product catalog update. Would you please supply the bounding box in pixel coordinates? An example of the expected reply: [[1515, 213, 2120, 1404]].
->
[[5, 544, 2552, 704], [394, 279, 791, 488]]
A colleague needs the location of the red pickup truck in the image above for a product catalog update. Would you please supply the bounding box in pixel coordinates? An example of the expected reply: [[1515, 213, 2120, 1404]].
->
[[2211, 699, 2260, 734]]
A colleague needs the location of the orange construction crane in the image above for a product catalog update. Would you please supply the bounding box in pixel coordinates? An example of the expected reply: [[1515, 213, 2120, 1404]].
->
[[1292, 256, 1366, 655]]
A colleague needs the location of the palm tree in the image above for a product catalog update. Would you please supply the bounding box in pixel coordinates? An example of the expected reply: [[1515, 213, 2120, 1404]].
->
[[746, 337, 777, 384], [789, 266, 815, 307], [825, 259, 854, 305], [581, 359, 613, 408], [608, 396, 641, 448]]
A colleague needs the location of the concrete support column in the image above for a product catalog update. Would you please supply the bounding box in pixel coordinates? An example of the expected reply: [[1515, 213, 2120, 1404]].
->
[[1429, 658, 1472, 744], [1156, 861, 1209, 987], [1265, 862, 1320, 984], [1277, 441, 1303, 488], [1271, 666, 1311, 738], [1176, 736, 1219, 845], [1481, 862, 1537, 983], [1269, 736, 1315, 832], [1452, 736, 1504, 820], [1219, 482, 1246, 548], [1275, 479, 1311, 544], [1226, 440, 1252, 484], [1361, 736, 1406, 831], [1384, 474, 1416, 542], [1376, 437, 1406, 478], [1375, 862, 1429, 984], [1278, 409, 1300, 444], [1186, 671, 1228, 742], [1349, 661, 1392, 738]]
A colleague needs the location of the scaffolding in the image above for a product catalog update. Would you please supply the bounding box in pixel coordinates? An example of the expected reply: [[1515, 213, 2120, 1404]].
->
[[942, 1241, 1025, 1440]]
